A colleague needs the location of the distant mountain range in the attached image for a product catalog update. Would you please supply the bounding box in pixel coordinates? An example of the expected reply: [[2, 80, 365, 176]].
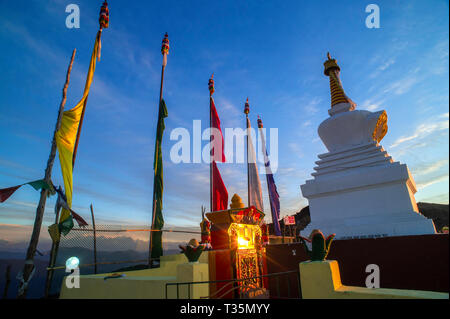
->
[[417, 202, 449, 231]]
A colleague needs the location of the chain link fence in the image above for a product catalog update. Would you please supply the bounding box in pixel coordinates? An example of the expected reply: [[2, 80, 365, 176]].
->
[[46, 225, 201, 296]]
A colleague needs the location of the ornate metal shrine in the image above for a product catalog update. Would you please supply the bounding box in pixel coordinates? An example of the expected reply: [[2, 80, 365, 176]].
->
[[206, 194, 267, 298]]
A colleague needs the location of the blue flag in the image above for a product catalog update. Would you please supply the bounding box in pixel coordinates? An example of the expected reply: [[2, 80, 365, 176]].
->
[[258, 116, 281, 236]]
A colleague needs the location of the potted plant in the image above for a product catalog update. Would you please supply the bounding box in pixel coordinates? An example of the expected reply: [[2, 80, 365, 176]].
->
[[179, 239, 205, 263], [299, 229, 335, 261]]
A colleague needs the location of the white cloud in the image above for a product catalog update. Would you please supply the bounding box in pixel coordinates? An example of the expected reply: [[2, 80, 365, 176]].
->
[[419, 192, 449, 204], [219, 98, 240, 116], [383, 76, 418, 95], [390, 114, 449, 149], [379, 58, 396, 71], [288, 143, 304, 159], [392, 142, 427, 157], [304, 97, 322, 114], [417, 174, 449, 190], [216, 98, 242, 128], [360, 98, 386, 111], [413, 159, 449, 177], [302, 120, 312, 127], [369, 58, 396, 79]]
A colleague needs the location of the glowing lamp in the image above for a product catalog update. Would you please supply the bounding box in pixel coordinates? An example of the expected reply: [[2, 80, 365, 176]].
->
[[238, 236, 249, 249], [66, 256, 80, 270], [230, 223, 261, 250]]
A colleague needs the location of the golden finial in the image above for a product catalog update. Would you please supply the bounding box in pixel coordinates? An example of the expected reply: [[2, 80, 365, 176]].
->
[[244, 97, 250, 115], [99, 1, 109, 29], [161, 32, 169, 55], [230, 194, 245, 209], [323, 52, 357, 109], [208, 74, 215, 95], [257, 115, 263, 128], [324, 52, 340, 76]]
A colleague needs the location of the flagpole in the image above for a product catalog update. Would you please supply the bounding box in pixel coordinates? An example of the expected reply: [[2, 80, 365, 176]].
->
[[44, 186, 63, 298], [244, 98, 250, 206], [72, 29, 103, 168], [149, 33, 169, 266], [258, 116, 273, 216], [208, 75, 215, 212], [72, 90, 90, 168], [262, 132, 275, 227], [72, 1, 109, 167], [17, 49, 76, 299], [210, 97, 212, 212]]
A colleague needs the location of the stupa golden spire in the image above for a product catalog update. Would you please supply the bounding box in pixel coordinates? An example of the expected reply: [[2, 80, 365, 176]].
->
[[324, 52, 356, 109]]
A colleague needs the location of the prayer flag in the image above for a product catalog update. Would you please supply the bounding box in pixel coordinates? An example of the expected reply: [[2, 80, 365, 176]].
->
[[0, 180, 54, 203], [258, 117, 281, 236], [210, 97, 226, 163], [212, 160, 228, 211], [55, 31, 101, 235], [150, 99, 168, 259], [247, 117, 264, 212]]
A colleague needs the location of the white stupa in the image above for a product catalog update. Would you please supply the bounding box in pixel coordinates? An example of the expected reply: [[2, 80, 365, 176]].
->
[[300, 53, 436, 239]]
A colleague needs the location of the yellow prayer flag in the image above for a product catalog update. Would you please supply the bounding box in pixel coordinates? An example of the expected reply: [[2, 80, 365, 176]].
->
[[55, 31, 101, 227]]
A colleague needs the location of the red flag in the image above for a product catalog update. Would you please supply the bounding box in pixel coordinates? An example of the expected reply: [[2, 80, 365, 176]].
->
[[212, 160, 228, 211], [0, 185, 22, 203], [71, 210, 89, 227], [210, 97, 226, 163]]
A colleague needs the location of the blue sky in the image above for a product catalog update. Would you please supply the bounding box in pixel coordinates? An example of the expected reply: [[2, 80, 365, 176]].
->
[[0, 0, 448, 245]]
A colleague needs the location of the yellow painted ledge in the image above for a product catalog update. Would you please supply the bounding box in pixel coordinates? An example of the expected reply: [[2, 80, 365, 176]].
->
[[60, 252, 209, 299], [299, 260, 449, 299]]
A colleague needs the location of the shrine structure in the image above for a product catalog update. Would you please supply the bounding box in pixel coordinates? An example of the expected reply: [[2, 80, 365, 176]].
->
[[300, 53, 436, 239], [206, 194, 268, 298]]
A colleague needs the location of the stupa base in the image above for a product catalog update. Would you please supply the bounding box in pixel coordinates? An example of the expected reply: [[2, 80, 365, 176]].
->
[[301, 150, 436, 239], [301, 211, 436, 239]]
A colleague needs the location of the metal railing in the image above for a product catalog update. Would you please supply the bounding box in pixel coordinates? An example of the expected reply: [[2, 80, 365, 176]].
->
[[165, 270, 301, 299]]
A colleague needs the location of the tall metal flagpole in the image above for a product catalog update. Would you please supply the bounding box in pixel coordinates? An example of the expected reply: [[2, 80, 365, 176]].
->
[[149, 33, 169, 266], [90, 204, 98, 274], [244, 98, 250, 206], [17, 49, 77, 299], [208, 75, 215, 212]]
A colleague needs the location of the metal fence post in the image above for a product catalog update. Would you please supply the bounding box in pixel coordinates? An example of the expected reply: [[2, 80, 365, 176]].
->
[[90, 204, 98, 274]]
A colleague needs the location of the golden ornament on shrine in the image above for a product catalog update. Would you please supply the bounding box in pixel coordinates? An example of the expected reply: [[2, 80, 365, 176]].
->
[[230, 194, 245, 209]]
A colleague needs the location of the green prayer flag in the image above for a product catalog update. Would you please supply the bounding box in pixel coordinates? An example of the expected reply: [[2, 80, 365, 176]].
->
[[27, 179, 49, 191], [27, 179, 55, 198], [0, 179, 55, 204], [151, 99, 168, 259], [59, 214, 74, 236]]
